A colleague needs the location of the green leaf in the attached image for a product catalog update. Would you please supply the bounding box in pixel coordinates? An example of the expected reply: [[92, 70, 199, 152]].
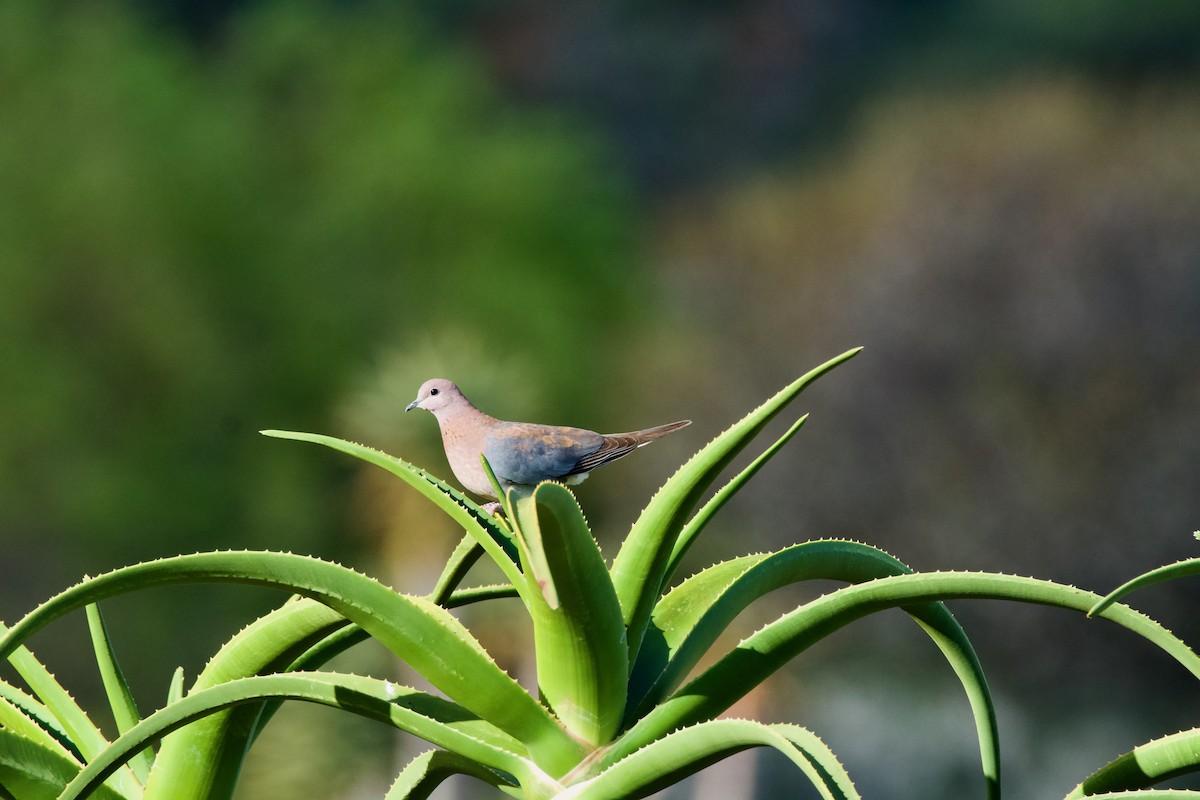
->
[[664, 415, 808, 581], [564, 719, 858, 800], [0, 730, 128, 800], [0, 622, 142, 799], [0, 696, 75, 773], [0, 681, 78, 761], [429, 534, 486, 606], [610, 347, 862, 665], [61, 673, 548, 800], [509, 483, 628, 747], [626, 540, 999, 798], [260, 430, 525, 600], [384, 750, 515, 800], [1067, 793, 1200, 799], [613, 571, 1200, 765], [1089, 557, 1200, 617], [1065, 727, 1200, 798], [632, 540, 914, 716], [444, 584, 520, 609], [0, 551, 583, 776], [165, 669, 184, 706], [86, 605, 152, 784], [145, 599, 352, 800]]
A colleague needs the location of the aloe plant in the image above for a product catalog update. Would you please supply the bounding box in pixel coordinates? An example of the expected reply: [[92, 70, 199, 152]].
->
[[3, 348, 1200, 799]]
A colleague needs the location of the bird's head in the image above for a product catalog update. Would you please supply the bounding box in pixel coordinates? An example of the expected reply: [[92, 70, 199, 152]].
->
[[405, 378, 466, 416]]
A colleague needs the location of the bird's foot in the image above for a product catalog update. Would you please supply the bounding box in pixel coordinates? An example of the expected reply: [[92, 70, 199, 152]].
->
[[481, 501, 504, 516]]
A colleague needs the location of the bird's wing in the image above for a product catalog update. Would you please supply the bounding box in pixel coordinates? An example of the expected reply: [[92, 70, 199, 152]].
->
[[484, 423, 604, 485]]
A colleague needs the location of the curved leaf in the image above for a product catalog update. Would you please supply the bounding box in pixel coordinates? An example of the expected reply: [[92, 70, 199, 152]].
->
[[261, 431, 525, 599], [61, 672, 544, 800], [384, 749, 515, 800], [610, 347, 862, 665], [634, 540, 962, 715], [444, 584, 520, 608], [0, 622, 142, 798], [0, 552, 583, 775], [510, 483, 627, 747], [1089, 558, 1200, 617], [1080, 791, 1200, 796], [86, 605, 151, 784], [627, 540, 999, 799], [563, 719, 857, 800], [430, 534, 486, 606], [664, 415, 808, 581], [1070, 793, 1200, 799], [0, 730, 129, 800], [1065, 727, 1200, 798], [612, 571, 1200, 764], [0, 681, 78, 762], [144, 599, 351, 800]]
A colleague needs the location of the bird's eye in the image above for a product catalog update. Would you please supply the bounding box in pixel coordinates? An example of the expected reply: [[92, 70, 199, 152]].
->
[[429, 388, 440, 396]]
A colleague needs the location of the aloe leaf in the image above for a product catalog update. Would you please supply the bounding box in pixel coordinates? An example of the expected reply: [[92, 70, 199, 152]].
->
[[611, 347, 862, 664], [664, 415, 808, 581], [563, 719, 857, 800], [481, 454, 514, 520], [165, 669, 184, 706], [383, 749, 515, 800], [613, 571, 1200, 765], [445, 584, 521, 608], [631, 542, 992, 720], [246, 615, 372, 744], [0, 681, 78, 761], [1065, 727, 1200, 798], [260, 431, 524, 597], [85, 605, 152, 784], [0, 552, 583, 775], [0, 693, 76, 766], [0, 623, 142, 798], [509, 483, 628, 747], [633, 540, 917, 714], [1071, 793, 1200, 799], [626, 540, 999, 797], [1089, 557, 1200, 617], [430, 534, 486, 606], [145, 599, 352, 800], [1, 622, 108, 758], [61, 672, 546, 800], [0, 730, 129, 800]]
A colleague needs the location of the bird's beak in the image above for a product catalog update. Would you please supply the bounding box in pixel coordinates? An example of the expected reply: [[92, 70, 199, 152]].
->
[[405, 398, 421, 413]]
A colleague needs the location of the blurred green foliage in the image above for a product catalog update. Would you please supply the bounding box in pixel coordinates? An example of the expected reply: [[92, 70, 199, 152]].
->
[[3, 1, 1200, 796], [650, 77, 1200, 796], [0, 1, 639, 618]]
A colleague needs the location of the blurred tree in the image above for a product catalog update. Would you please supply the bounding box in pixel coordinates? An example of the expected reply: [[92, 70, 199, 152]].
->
[[647, 77, 1200, 795], [0, 0, 643, 677]]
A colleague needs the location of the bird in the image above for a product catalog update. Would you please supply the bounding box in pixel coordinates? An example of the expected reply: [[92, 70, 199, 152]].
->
[[405, 378, 691, 500]]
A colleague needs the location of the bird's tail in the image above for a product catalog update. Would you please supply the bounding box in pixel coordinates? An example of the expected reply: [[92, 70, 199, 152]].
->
[[611, 419, 692, 446]]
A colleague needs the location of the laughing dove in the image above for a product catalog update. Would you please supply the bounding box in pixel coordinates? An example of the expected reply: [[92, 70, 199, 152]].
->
[[405, 378, 691, 499]]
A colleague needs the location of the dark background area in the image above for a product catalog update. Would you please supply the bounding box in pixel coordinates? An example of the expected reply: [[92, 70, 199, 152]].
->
[[2, 2, 1199, 797]]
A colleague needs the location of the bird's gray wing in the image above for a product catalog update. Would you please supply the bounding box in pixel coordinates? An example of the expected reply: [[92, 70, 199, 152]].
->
[[569, 438, 640, 475], [483, 423, 604, 486]]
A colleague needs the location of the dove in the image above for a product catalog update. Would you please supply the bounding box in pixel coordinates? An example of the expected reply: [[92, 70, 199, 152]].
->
[[405, 378, 690, 500]]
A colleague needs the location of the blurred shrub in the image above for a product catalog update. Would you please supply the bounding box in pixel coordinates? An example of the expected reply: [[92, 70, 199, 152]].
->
[[646, 75, 1200, 797], [651, 76, 1200, 664], [657, 77, 1200, 570], [0, 1, 639, 650]]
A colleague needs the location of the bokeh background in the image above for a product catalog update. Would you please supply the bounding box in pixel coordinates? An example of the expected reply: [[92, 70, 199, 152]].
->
[[3, 1, 1200, 797]]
